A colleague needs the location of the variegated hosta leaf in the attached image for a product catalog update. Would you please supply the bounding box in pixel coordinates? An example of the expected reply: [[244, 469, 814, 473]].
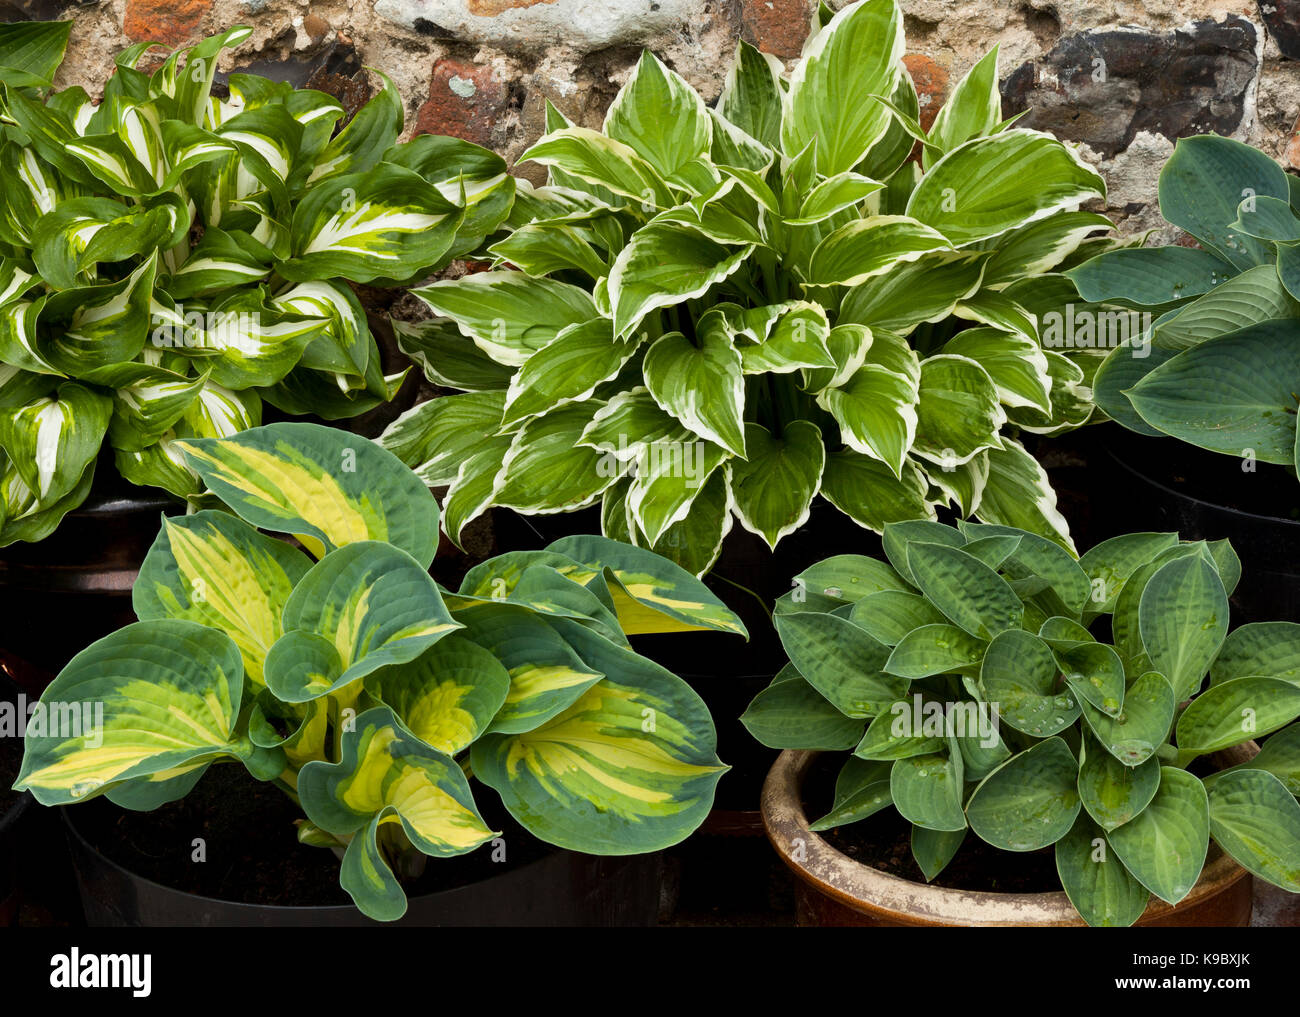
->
[[501, 318, 634, 427], [269, 280, 370, 378], [265, 541, 459, 703], [278, 163, 464, 284], [380, 389, 505, 488], [177, 421, 440, 566], [729, 420, 824, 548], [107, 365, 208, 451], [911, 354, 1006, 467], [520, 126, 674, 208], [305, 70, 402, 186], [184, 290, 330, 390], [545, 533, 747, 636], [40, 256, 157, 380], [494, 402, 618, 516], [14, 619, 258, 805], [451, 601, 604, 734], [643, 314, 746, 457], [114, 435, 202, 500], [365, 636, 511, 756], [394, 318, 513, 392], [414, 271, 599, 368], [384, 133, 515, 251], [133, 510, 313, 686], [165, 226, 271, 300], [807, 216, 952, 286], [297, 707, 496, 921], [816, 329, 920, 478], [0, 382, 111, 504], [471, 624, 726, 853]]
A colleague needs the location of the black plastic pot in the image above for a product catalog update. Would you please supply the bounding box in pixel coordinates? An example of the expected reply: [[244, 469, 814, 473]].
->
[[1096, 427, 1300, 623], [62, 805, 663, 927]]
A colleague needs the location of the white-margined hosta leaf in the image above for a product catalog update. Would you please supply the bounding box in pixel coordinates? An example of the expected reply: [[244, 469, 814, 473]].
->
[[973, 442, 1074, 552], [718, 39, 783, 150], [521, 126, 674, 208], [177, 420, 441, 565], [820, 449, 935, 531], [496, 402, 618, 515], [268, 280, 370, 378], [641, 465, 734, 577], [14, 619, 252, 805], [414, 271, 600, 367], [394, 318, 513, 392], [279, 163, 463, 284], [297, 707, 495, 921], [472, 621, 726, 853], [912, 354, 1006, 466], [839, 249, 989, 336], [643, 316, 746, 457], [489, 221, 609, 280], [265, 540, 459, 703], [908, 130, 1105, 246], [625, 423, 728, 546], [781, 0, 903, 176], [501, 318, 635, 427], [381, 389, 506, 488], [133, 509, 312, 686], [728, 420, 823, 548], [0, 382, 111, 504], [165, 227, 270, 300], [940, 327, 1052, 412], [982, 210, 1114, 288], [305, 70, 403, 185], [808, 216, 952, 286], [734, 302, 836, 375]]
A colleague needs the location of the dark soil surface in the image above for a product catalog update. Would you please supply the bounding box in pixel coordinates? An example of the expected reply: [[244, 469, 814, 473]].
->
[[68, 763, 549, 907], [804, 755, 1062, 894], [0, 724, 22, 820]]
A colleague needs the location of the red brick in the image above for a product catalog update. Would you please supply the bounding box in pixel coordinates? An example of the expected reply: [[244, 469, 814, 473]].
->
[[740, 0, 816, 60], [904, 53, 949, 132], [123, 0, 210, 47], [413, 59, 510, 149]]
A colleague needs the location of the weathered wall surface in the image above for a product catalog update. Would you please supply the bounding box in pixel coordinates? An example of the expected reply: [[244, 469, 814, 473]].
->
[[10, 0, 1300, 231]]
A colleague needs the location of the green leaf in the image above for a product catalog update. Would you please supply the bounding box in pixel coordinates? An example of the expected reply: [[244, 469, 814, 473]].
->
[[906, 541, 1023, 639], [1176, 677, 1300, 755], [820, 450, 935, 531], [1211, 622, 1300, 686], [306, 69, 402, 184], [1157, 133, 1289, 271], [1068, 245, 1235, 306], [913, 825, 967, 882], [891, 746, 966, 832], [381, 390, 506, 487], [1079, 671, 1175, 767], [728, 420, 824, 548], [1127, 321, 1300, 465], [1152, 265, 1299, 351], [979, 629, 1080, 737], [855, 698, 944, 760], [924, 46, 1000, 168], [966, 738, 1080, 851], [0, 383, 111, 505], [885, 623, 987, 679], [1138, 554, 1228, 702], [522, 126, 673, 207], [740, 665, 864, 750], [974, 442, 1074, 553], [643, 323, 745, 456], [1058, 641, 1127, 719], [816, 329, 920, 477], [941, 327, 1052, 413], [1056, 812, 1151, 927], [849, 590, 946, 645], [781, 0, 904, 176], [1207, 725, 1300, 795], [1078, 531, 1179, 616], [1106, 766, 1209, 905], [773, 610, 903, 717], [495, 404, 615, 516], [605, 50, 714, 192], [912, 354, 1005, 466], [809, 757, 893, 831], [718, 40, 783, 150], [0, 20, 72, 87], [1078, 733, 1160, 833], [794, 553, 911, 603], [178, 421, 440, 567], [807, 215, 951, 286], [839, 250, 989, 335], [909, 129, 1104, 245], [1208, 769, 1300, 891]]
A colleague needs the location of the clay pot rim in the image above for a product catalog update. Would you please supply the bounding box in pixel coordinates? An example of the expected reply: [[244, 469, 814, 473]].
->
[[762, 747, 1254, 927]]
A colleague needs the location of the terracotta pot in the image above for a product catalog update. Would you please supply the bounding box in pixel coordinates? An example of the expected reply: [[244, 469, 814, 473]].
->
[[762, 747, 1256, 927]]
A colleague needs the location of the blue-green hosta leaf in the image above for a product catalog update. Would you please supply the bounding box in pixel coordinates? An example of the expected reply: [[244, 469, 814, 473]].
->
[[0, 383, 110, 505], [848, 590, 946, 645], [178, 421, 440, 566], [1207, 726, 1300, 795], [265, 541, 459, 703], [608, 222, 754, 338], [979, 629, 1079, 737], [1056, 812, 1151, 927], [1057, 641, 1127, 719], [1127, 321, 1300, 465], [816, 329, 920, 477], [959, 521, 1091, 616], [1138, 554, 1228, 703], [545, 532, 746, 636], [855, 698, 945, 761], [133, 510, 312, 687], [1177, 676, 1300, 756], [891, 744, 966, 832], [967, 738, 1081, 851], [740, 665, 864, 751], [940, 327, 1052, 412], [912, 354, 1005, 467], [906, 541, 1023, 639], [14, 619, 250, 806], [1106, 766, 1209, 905], [364, 636, 511, 756], [1079, 671, 1174, 767], [781, 0, 903, 176], [1208, 769, 1300, 891], [1232, 193, 1300, 242], [728, 420, 823, 549], [1211, 622, 1300, 686], [913, 825, 968, 882], [604, 50, 714, 193], [1157, 134, 1289, 271], [1068, 244, 1234, 306], [808, 757, 893, 831], [924, 45, 1001, 169], [908, 129, 1106, 246], [882, 519, 964, 580], [298, 707, 495, 921], [1152, 265, 1299, 351], [820, 450, 936, 532], [414, 271, 598, 367], [1077, 531, 1180, 616], [773, 610, 901, 717], [1078, 733, 1161, 833], [807, 215, 951, 286], [793, 553, 911, 604], [471, 631, 726, 853], [279, 163, 463, 284]]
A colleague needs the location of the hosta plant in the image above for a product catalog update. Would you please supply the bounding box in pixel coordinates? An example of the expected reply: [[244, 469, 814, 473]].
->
[[741, 520, 1300, 926], [381, 0, 1112, 576], [1072, 133, 1300, 477], [13, 421, 743, 920], [0, 22, 513, 545]]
